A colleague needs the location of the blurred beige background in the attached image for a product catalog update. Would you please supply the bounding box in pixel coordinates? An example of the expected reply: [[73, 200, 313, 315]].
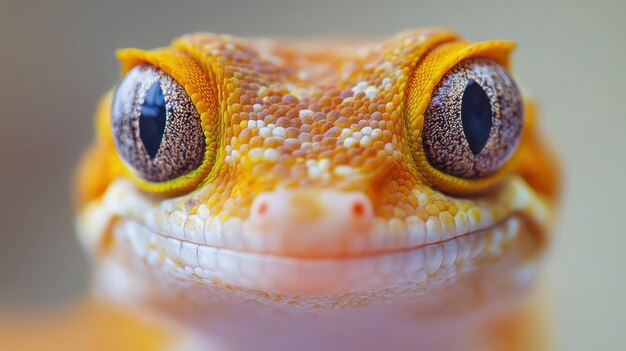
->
[[0, 0, 624, 349]]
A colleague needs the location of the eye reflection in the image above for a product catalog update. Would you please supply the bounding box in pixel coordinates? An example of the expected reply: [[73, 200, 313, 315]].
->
[[139, 81, 167, 159], [461, 80, 493, 155]]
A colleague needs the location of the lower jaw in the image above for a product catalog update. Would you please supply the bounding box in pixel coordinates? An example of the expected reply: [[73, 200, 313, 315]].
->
[[110, 214, 543, 303], [89, 216, 545, 351]]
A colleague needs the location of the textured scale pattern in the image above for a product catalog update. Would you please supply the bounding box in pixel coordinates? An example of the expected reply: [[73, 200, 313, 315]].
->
[[164, 30, 458, 220], [76, 29, 558, 262]]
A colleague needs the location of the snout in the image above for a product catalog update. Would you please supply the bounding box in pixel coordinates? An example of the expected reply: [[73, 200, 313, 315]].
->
[[244, 189, 374, 258]]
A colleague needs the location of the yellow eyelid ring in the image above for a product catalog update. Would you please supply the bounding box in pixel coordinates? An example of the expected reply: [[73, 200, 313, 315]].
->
[[113, 48, 220, 195], [405, 40, 521, 195]]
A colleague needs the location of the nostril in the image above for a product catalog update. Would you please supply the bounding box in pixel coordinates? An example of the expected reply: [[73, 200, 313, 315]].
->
[[257, 201, 268, 216], [352, 201, 366, 217]]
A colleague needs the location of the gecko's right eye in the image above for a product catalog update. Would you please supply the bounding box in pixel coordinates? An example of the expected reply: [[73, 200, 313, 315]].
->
[[421, 57, 523, 179], [111, 64, 206, 183]]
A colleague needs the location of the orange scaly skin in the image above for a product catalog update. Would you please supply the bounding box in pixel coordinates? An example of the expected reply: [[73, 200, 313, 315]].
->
[[1, 29, 558, 350]]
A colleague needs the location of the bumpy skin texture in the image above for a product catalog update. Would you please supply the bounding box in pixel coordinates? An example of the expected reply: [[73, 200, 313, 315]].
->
[[42, 28, 557, 350], [78, 29, 556, 241]]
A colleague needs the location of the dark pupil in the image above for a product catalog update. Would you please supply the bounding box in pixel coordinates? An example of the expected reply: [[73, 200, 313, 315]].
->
[[461, 80, 493, 155], [139, 81, 167, 159]]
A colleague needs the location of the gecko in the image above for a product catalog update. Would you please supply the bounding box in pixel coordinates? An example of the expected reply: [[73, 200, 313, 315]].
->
[[0, 28, 558, 350]]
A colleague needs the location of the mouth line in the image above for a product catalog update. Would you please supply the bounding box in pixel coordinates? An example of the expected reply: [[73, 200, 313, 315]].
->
[[81, 178, 549, 296], [123, 210, 534, 261], [78, 177, 551, 261], [114, 213, 539, 296]]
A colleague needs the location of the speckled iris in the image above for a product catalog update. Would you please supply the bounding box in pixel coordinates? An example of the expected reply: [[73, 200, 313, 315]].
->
[[422, 58, 523, 179], [111, 64, 206, 183]]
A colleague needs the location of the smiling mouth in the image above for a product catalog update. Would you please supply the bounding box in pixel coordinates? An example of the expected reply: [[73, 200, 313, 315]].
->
[[79, 177, 549, 296], [113, 213, 542, 297]]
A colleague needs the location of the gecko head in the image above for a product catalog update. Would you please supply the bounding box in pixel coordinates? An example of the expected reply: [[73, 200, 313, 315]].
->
[[75, 30, 558, 304]]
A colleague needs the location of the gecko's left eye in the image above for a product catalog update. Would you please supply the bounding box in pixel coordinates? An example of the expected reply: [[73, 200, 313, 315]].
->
[[422, 57, 523, 178], [111, 64, 206, 182]]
